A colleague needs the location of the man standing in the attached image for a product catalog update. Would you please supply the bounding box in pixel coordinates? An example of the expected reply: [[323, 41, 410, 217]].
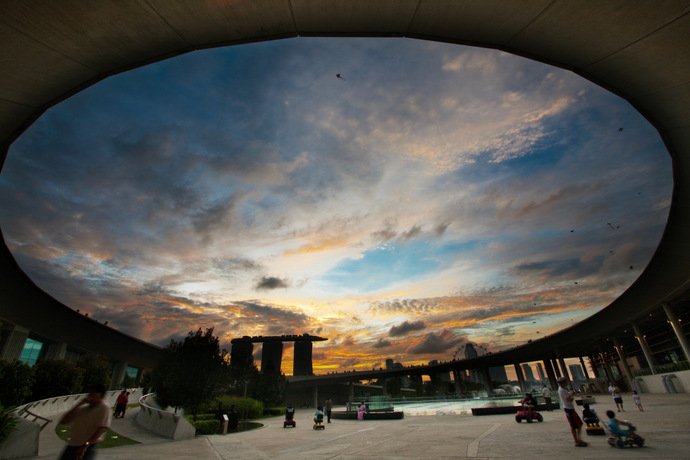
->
[[325, 398, 333, 423], [58, 383, 111, 460], [542, 385, 552, 410], [558, 376, 587, 447], [608, 382, 625, 412]]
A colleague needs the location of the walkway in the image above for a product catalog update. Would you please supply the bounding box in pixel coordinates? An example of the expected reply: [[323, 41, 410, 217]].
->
[[38, 393, 690, 459]]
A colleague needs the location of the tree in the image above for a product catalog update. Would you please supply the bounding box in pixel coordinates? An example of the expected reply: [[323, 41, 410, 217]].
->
[[0, 360, 33, 407], [151, 328, 229, 417], [77, 354, 111, 392], [31, 360, 82, 401], [251, 372, 287, 407]]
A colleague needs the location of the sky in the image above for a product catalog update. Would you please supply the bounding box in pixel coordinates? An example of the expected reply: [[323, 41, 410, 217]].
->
[[0, 37, 672, 375]]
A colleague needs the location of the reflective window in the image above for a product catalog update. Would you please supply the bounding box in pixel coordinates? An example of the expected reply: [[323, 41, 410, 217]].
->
[[19, 338, 44, 367]]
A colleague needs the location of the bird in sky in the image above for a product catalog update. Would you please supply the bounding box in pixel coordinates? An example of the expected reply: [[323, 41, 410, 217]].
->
[[336, 73, 345, 80]]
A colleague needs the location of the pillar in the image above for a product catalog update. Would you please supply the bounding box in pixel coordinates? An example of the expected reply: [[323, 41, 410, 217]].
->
[[663, 304, 690, 363], [110, 361, 127, 389], [0, 324, 29, 361], [599, 352, 614, 382], [543, 359, 557, 389], [632, 322, 657, 374], [551, 359, 562, 378], [558, 357, 570, 383], [579, 356, 591, 379], [45, 342, 67, 360], [514, 363, 526, 393], [313, 384, 319, 408], [613, 338, 634, 390], [587, 356, 600, 378]]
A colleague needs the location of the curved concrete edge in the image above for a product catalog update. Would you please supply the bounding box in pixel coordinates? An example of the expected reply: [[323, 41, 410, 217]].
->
[[135, 394, 195, 440], [14, 388, 144, 420], [0, 416, 40, 459], [637, 369, 690, 393]]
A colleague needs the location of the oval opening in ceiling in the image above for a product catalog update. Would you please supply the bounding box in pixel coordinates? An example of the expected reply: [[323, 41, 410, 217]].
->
[[0, 37, 672, 374]]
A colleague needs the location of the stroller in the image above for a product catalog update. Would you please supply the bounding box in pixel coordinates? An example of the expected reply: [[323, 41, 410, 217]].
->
[[283, 406, 296, 428]]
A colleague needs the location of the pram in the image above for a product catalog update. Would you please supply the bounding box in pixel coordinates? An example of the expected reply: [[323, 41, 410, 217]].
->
[[283, 406, 296, 428]]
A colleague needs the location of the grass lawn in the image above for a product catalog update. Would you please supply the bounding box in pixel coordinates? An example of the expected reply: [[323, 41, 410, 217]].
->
[[55, 424, 139, 448]]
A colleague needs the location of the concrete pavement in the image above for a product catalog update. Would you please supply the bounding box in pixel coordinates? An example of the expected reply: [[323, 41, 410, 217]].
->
[[38, 393, 690, 459]]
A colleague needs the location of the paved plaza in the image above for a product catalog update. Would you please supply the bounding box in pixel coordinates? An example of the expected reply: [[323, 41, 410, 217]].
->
[[36, 393, 690, 459]]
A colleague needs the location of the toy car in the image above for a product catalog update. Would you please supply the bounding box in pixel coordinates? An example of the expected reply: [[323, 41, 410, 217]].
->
[[515, 399, 543, 423]]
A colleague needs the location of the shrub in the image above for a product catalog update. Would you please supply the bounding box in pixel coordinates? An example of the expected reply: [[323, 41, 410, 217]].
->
[[263, 407, 285, 416], [0, 360, 33, 407], [31, 360, 82, 401], [186, 413, 218, 421], [190, 419, 220, 435], [213, 395, 263, 420], [0, 404, 18, 444]]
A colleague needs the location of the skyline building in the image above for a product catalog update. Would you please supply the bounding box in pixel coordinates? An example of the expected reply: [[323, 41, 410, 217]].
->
[[569, 364, 586, 382], [261, 341, 283, 374], [521, 363, 536, 382], [293, 341, 314, 376]]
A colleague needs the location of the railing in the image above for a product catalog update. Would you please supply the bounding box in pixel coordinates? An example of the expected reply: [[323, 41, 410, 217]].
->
[[14, 406, 51, 431]]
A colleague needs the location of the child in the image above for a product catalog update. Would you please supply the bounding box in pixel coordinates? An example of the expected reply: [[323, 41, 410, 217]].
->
[[632, 390, 644, 411], [581, 403, 599, 425]]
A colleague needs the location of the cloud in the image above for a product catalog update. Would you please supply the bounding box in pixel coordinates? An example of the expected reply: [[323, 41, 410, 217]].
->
[[409, 330, 465, 355], [372, 338, 392, 348], [255, 276, 289, 290], [389, 320, 426, 337], [400, 225, 422, 240]]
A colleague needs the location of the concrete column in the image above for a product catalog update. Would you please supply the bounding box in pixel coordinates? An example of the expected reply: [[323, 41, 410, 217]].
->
[[543, 359, 557, 389], [110, 361, 127, 389], [632, 322, 657, 374], [551, 359, 562, 378], [313, 384, 319, 409], [514, 363, 526, 393], [598, 352, 615, 382], [663, 304, 690, 363], [0, 324, 29, 361], [558, 357, 570, 383], [45, 342, 67, 360], [613, 338, 634, 389], [587, 356, 600, 378], [579, 356, 591, 379]]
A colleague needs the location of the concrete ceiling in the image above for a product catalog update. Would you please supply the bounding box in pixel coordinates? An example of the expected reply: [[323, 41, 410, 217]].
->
[[1, 1, 689, 363]]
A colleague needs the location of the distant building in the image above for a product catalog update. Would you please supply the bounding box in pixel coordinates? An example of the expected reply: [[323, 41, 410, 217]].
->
[[569, 364, 586, 382], [464, 343, 478, 359], [521, 363, 536, 382], [230, 340, 254, 370], [261, 341, 283, 374], [489, 365, 508, 382], [293, 340, 314, 376]]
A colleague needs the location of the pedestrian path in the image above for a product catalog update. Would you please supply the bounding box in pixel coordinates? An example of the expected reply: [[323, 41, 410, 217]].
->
[[38, 393, 690, 459]]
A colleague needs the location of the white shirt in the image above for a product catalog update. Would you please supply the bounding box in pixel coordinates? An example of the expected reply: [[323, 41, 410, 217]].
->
[[543, 387, 551, 398], [67, 402, 111, 446], [558, 386, 574, 410]]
